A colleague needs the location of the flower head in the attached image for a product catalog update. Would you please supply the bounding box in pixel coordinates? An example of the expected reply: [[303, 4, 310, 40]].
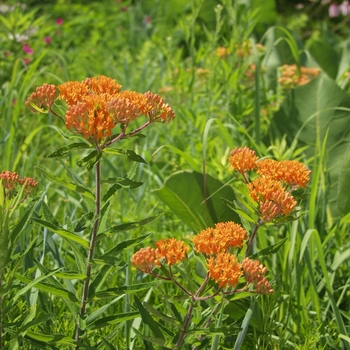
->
[[25, 83, 57, 112], [229, 147, 258, 174], [207, 252, 242, 288], [56, 18, 63, 25], [192, 221, 248, 255], [132, 247, 158, 273], [257, 159, 311, 188], [155, 238, 189, 265], [143, 91, 176, 123], [242, 258, 273, 294], [0, 171, 20, 190], [18, 176, 38, 194], [44, 36, 51, 44], [65, 94, 115, 142], [23, 43, 34, 54]]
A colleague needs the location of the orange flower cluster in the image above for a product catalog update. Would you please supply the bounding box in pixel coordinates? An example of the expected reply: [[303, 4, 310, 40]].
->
[[247, 176, 297, 220], [242, 258, 273, 294], [257, 159, 311, 188], [131, 247, 158, 273], [26, 75, 176, 144], [228, 147, 258, 174], [216, 46, 231, 59], [192, 221, 248, 254], [229, 147, 311, 222], [155, 238, 189, 265], [278, 64, 320, 89], [207, 252, 242, 288], [0, 170, 38, 197], [25, 83, 57, 113]]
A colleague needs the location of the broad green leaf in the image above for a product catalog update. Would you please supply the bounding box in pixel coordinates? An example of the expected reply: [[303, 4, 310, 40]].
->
[[153, 171, 240, 231], [36, 167, 95, 200], [98, 214, 162, 239], [103, 148, 147, 163], [33, 218, 89, 248], [270, 74, 350, 218], [46, 142, 91, 158], [337, 144, 350, 216]]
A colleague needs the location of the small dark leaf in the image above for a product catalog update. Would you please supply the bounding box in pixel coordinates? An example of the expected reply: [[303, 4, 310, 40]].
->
[[103, 148, 147, 164], [46, 142, 91, 158]]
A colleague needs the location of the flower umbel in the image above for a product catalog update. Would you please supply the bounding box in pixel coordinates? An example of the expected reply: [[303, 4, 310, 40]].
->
[[132, 247, 158, 273], [242, 258, 273, 294], [25, 84, 57, 113], [207, 252, 242, 288], [229, 147, 258, 174], [155, 238, 189, 265], [192, 221, 248, 255]]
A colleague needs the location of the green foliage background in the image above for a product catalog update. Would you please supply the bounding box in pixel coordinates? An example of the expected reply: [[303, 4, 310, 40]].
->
[[0, 0, 349, 349]]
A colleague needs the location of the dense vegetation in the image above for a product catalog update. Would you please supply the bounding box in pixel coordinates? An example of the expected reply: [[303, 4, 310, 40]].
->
[[0, 0, 349, 349]]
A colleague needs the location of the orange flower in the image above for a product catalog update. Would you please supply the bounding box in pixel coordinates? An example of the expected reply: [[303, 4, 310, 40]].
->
[[58, 81, 90, 106], [18, 176, 38, 194], [192, 221, 248, 254], [229, 147, 258, 174], [65, 94, 115, 142], [278, 64, 320, 88], [25, 83, 57, 112], [84, 75, 121, 95], [0, 170, 20, 190], [143, 91, 176, 123], [155, 238, 189, 265], [257, 159, 311, 188], [132, 247, 158, 273], [248, 176, 296, 219], [277, 160, 311, 188], [207, 252, 242, 288], [242, 258, 273, 294]]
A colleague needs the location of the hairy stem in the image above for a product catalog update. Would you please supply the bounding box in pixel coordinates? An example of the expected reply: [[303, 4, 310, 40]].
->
[[75, 160, 101, 348], [245, 219, 263, 257]]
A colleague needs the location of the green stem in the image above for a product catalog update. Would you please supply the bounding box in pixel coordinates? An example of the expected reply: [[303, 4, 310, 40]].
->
[[75, 160, 101, 348], [245, 219, 263, 257]]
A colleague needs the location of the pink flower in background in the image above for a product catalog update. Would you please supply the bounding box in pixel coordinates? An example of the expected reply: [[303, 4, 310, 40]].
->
[[329, 2, 340, 17], [339, 0, 350, 15], [23, 58, 31, 64], [56, 18, 63, 25], [144, 16, 151, 24], [23, 43, 34, 54], [44, 36, 51, 44]]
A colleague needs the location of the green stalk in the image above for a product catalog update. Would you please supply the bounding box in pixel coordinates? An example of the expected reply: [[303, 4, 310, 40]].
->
[[75, 160, 101, 348]]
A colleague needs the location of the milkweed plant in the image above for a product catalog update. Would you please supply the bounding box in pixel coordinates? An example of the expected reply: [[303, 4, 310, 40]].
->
[[0, 75, 310, 348]]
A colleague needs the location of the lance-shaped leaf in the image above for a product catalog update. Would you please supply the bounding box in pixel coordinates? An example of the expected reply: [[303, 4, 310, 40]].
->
[[14, 273, 79, 304], [95, 282, 157, 299], [33, 218, 89, 248], [76, 150, 102, 170], [103, 148, 147, 163], [101, 177, 143, 189], [87, 312, 140, 330], [98, 214, 162, 239], [46, 142, 91, 158], [36, 167, 95, 200], [100, 233, 152, 262], [153, 171, 240, 232]]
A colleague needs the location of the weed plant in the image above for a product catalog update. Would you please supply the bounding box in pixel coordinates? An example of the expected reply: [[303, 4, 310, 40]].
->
[[0, 0, 349, 349]]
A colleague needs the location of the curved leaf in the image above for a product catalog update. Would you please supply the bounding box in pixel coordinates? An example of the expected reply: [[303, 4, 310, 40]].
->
[[153, 171, 240, 231]]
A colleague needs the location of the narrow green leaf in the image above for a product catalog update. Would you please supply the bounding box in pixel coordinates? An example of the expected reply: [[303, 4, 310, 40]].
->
[[100, 177, 143, 189], [255, 237, 288, 257], [103, 148, 147, 163], [33, 218, 89, 248], [15, 274, 79, 304], [101, 232, 152, 258], [99, 214, 162, 238], [46, 142, 91, 158], [76, 150, 102, 170], [36, 167, 95, 200], [26, 330, 76, 345], [95, 282, 156, 299], [134, 296, 165, 340], [87, 312, 139, 330]]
